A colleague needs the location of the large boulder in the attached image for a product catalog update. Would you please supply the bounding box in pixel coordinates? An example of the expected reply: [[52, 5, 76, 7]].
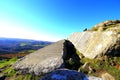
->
[[13, 40, 80, 75], [41, 69, 102, 80], [68, 31, 120, 59]]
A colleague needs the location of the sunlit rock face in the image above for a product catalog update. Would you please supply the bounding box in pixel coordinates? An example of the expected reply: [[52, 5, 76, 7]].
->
[[68, 31, 120, 59], [14, 40, 65, 75]]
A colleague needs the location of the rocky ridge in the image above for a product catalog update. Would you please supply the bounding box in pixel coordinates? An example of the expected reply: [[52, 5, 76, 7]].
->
[[91, 20, 120, 31], [13, 20, 120, 80], [68, 31, 120, 59]]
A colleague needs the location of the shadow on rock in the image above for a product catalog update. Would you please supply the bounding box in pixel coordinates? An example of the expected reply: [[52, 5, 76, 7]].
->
[[62, 40, 81, 70]]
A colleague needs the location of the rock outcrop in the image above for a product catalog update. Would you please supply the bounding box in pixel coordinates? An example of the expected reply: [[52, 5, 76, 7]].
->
[[14, 40, 80, 75], [92, 20, 120, 31], [13, 20, 120, 79], [41, 69, 102, 80], [68, 31, 120, 59]]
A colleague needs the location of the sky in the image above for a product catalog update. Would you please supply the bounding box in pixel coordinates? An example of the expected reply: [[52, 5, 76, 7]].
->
[[0, 0, 120, 41]]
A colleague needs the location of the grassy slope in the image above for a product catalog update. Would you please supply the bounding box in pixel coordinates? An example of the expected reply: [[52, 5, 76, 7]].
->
[[0, 38, 52, 80], [77, 51, 120, 79], [0, 58, 41, 80]]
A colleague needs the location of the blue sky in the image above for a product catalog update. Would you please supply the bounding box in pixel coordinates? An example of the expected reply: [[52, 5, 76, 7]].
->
[[0, 0, 120, 41]]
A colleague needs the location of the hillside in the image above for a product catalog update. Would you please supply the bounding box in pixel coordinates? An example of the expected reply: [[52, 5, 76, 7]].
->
[[0, 37, 52, 58]]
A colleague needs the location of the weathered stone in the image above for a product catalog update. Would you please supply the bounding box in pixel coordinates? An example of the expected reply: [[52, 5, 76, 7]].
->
[[95, 20, 120, 28], [68, 31, 120, 59], [101, 73, 115, 80], [14, 40, 80, 75], [14, 40, 65, 75], [41, 69, 102, 80]]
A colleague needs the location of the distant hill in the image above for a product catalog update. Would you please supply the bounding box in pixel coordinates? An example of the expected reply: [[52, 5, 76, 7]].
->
[[0, 37, 52, 54]]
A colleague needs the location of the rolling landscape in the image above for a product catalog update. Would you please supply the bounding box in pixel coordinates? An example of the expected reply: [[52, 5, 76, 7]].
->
[[0, 37, 52, 59]]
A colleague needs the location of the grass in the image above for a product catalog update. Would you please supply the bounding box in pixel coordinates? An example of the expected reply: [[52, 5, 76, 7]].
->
[[90, 23, 120, 32], [0, 57, 17, 69], [0, 58, 42, 80], [78, 56, 120, 79]]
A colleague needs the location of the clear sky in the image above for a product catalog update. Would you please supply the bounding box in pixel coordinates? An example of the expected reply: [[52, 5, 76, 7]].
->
[[0, 0, 120, 41]]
